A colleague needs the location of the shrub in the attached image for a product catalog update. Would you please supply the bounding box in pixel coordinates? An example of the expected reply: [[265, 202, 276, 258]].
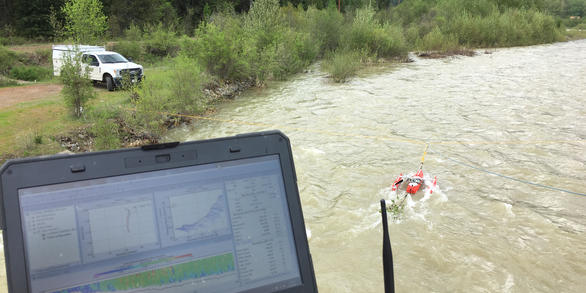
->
[[60, 54, 95, 117], [322, 49, 363, 83], [62, 0, 108, 44], [143, 23, 179, 58], [344, 7, 408, 59], [188, 21, 250, 80], [306, 6, 344, 53], [167, 56, 209, 114], [17, 128, 44, 152], [128, 56, 209, 137], [416, 27, 460, 52], [9, 66, 52, 81], [114, 40, 143, 62], [128, 74, 167, 137], [575, 23, 586, 30], [271, 29, 319, 80], [0, 46, 18, 74], [93, 117, 120, 150]]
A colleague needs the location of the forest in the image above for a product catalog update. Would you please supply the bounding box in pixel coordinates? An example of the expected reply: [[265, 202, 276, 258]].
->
[[0, 0, 584, 40]]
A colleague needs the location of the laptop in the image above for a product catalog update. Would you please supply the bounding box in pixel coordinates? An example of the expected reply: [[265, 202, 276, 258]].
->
[[0, 131, 317, 293]]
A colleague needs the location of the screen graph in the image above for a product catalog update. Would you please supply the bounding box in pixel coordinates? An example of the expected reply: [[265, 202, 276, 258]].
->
[[169, 189, 230, 240], [88, 200, 158, 256], [51, 253, 235, 293]]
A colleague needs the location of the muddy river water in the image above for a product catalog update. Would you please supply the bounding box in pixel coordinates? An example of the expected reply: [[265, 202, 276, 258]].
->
[[1, 40, 585, 292], [168, 40, 586, 292]]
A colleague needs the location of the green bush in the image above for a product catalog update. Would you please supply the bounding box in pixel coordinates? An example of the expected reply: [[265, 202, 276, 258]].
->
[[93, 117, 121, 150], [416, 27, 460, 52], [322, 49, 363, 83], [129, 56, 209, 137], [0, 46, 18, 74], [114, 40, 143, 62], [386, 0, 563, 49], [188, 21, 250, 80], [344, 7, 408, 59], [271, 29, 319, 80], [60, 55, 95, 118], [306, 5, 344, 53], [9, 65, 52, 81], [167, 56, 209, 114], [144, 23, 179, 58]]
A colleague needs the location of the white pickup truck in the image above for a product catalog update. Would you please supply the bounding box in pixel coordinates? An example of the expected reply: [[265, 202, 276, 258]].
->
[[53, 45, 144, 91]]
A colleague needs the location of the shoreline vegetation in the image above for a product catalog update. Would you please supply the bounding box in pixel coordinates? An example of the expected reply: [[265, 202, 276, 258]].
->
[[0, 0, 585, 163]]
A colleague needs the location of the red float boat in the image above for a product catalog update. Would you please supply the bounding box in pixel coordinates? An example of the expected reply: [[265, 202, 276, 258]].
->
[[391, 169, 437, 195]]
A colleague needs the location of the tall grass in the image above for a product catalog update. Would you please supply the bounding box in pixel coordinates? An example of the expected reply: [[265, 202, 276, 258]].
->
[[345, 7, 408, 59], [322, 49, 363, 83]]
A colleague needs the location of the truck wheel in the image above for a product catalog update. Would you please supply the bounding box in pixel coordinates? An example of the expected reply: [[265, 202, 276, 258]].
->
[[105, 75, 114, 91]]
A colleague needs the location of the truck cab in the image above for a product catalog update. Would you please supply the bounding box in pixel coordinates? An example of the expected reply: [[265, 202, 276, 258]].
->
[[81, 51, 143, 91], [53, 45, 144, 91]]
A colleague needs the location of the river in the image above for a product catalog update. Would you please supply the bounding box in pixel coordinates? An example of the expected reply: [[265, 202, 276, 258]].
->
[[0, 40, 584, 292], [167, 40, 586, 292]]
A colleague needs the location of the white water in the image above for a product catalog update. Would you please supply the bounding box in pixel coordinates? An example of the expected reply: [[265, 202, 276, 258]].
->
[[167, 40, 586, 292]]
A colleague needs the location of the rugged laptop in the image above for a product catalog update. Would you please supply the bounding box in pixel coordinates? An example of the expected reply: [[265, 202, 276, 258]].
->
[[0, 131, 317, 293]]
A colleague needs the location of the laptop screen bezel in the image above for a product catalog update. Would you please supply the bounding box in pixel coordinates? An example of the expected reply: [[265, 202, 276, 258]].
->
[[0, 131, 317, 293]]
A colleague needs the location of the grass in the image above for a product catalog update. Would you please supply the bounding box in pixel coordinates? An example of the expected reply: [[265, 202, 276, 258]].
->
[[322, 49, 364, 83], [0, 97, 80, 159], [564, 28, 586, 41]]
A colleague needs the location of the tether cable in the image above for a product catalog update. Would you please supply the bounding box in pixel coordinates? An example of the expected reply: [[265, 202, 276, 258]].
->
[[430, 148, 586, 197], [123, 108, 586, 196]]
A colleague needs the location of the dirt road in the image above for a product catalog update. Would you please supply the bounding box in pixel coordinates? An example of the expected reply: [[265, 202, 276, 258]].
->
[[0, 84, 63, 109]]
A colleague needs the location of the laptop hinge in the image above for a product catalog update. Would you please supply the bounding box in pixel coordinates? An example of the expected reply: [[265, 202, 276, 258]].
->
[[141, 142, 180, 151]]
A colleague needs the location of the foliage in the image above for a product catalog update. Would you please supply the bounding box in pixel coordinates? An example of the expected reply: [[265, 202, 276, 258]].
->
[[92, 117, 120, 150], [188, 20, 250, 80], [60, 52, 96, 118], [9, 66, 52, 81], [322, 49, 363, 83], [143, 23, 180, 58], [49, 5, 65, 41], [23, 49, 52, 66], [17, 128, 45, 152], [386, 196, 406, 221], [306, 5, 344, 53], [167, 56, 210, 114], [344, 6, 408, 58], [62, 0, 108, 44], [114, 41, 144, 62], [416, 27, 460, 51], [105, 0, 178, 37], [129, 57, 208, 136], [0, 77, 18, 87], [443, 8, 562, 47], [0, 46, 18, 74]]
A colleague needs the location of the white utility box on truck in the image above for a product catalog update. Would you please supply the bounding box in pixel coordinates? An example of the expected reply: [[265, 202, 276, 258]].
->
[[52, 45, 144, 91]]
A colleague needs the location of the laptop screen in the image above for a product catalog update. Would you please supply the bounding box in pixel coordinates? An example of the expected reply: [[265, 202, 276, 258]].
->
[[18, 155, 302, 293]]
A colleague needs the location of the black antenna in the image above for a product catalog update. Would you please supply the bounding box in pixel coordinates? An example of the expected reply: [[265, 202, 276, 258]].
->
[[380, 199, 395, 293]]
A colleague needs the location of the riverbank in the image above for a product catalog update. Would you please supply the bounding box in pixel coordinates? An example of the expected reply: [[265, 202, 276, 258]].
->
[[1, 1, 581, 165]]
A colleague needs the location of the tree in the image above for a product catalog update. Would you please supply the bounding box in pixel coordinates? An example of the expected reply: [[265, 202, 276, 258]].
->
[[62, 0, 108, 44], [60, 51, 96, 118]]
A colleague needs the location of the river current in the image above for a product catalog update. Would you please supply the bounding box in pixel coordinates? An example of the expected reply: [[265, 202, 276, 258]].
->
[[168, 40, 586, 292], [0, 40, 584, 292]]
